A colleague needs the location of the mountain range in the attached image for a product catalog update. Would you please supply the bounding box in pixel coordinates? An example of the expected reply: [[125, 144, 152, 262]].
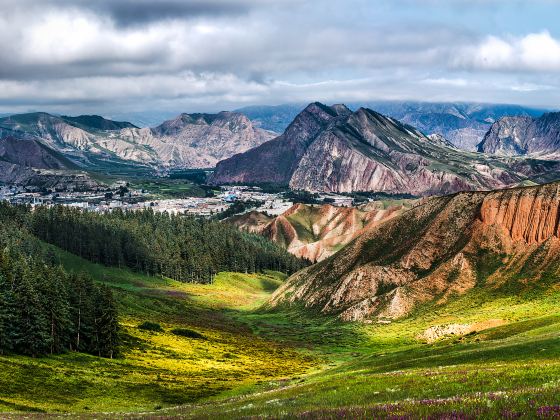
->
[[2, 102, 560, 194], [0, 111, 274, 171], [212, 102, 560, 195], [237, 101, 547, 150], [269, 180, 560, 321]]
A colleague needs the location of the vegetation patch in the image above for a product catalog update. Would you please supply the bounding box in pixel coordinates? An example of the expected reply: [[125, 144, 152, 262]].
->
[[138, 321, 164, 332], [171, 328, 205, 339], [0, 250, 315, 414]]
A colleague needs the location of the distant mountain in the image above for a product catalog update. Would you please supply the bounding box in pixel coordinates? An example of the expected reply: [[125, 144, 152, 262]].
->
[[0, 136, 76, 170], [478, 112, 560, 158], [228, 201, 413, 262], [212, 102, 560, 195], [61, 115, 138, 131], [237, 102, 547, 150], [269, 181, 560, 322], [105, 111, 181, 128], [0, 111, 274, 170], [0, 135, 100, 189], [236, 104, 305, 133], [365, 102, 546, 151], [213, 103, 352, 186]]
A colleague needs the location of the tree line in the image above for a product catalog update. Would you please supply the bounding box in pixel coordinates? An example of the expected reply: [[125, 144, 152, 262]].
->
[[1, 203, 307, 283], [0, 220, 118, 357]]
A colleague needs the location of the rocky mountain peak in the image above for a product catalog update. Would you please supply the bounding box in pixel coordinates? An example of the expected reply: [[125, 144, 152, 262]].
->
[[278, 102, 350, 149], [294, 102, 350, 124], [155, 111, 254, 136], [478, 113, 560, 157], [330, 103, 352, 116], [211, 111, 253, 132]]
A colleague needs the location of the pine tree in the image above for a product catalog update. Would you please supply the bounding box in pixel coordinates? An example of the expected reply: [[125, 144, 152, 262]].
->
[[93, 285, 119, 358], [11, 262, 50, 357]]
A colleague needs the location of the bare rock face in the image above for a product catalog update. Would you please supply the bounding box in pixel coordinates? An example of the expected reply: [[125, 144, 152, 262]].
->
[[0, 111, 274, 170], [0, 135, 101, 189], [139, 111, 275, 168], [226, 211, 275, 234], [0, 136, 75, 170], [480, 182, 560, 244], [213, 103, 560, 195], [268, 181, 560, 322], [228, 201, 413, 262], [419, 320, 505, 343], [261, 203, 376, 262], [478, 112, 560, 158], [0, 160, 101, 190]]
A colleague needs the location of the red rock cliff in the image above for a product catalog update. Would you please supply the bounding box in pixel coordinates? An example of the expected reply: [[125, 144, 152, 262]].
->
[[480, 183, 560, 245]]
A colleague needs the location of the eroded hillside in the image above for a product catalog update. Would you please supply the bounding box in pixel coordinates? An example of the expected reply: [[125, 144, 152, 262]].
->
[[269, 181, 560, 321], [228, 200, 414, 262]]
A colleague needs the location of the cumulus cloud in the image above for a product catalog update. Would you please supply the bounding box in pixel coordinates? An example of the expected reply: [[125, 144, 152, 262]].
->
[[0, 4, 459, 81], [0, 0, 559, 114], [455, 31, 560, 72]]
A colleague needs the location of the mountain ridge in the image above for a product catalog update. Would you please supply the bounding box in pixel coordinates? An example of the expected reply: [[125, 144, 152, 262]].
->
[[212, 102, 560, 195], [228, 200, 414, 262], [236, 101, 548, 150], [0, 111, 275, 171], [269, 181, 560, 322]]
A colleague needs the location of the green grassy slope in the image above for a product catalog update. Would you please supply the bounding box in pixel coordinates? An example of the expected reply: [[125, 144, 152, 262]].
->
[[1, 245, 560, 418], [164, 285, 560, 419], [0, 249, 315, 415]]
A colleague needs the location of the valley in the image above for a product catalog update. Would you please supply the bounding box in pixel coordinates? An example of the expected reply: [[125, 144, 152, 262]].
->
[[0, 251, 316, 414], [1, 102, 560, 420], [1, 229, 560, 418], [3, 1, 560, 417]]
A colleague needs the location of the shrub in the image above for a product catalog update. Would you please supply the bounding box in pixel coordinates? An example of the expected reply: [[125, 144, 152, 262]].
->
[[138, 321, 164, 332], [171, 328, 205, 339]]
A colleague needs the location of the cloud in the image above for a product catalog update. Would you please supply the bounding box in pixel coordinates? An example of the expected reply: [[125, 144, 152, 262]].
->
[[510, 82, 554, 92], [0, 0, 559, 114], [0, 4, 459, 81], [423, 78, 471, 87], [455, 31, 560, 72], [1, 0, 282, 26], [0, 72, 269, 106], [87, 0, 260, 25]]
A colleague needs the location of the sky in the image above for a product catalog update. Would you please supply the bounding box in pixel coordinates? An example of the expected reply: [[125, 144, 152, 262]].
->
[[0, 0, 559, 117]]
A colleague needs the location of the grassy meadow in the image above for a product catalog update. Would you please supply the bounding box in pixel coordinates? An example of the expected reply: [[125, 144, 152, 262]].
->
[[0, 250, 316, 415], [1, 245, 560, 418]]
